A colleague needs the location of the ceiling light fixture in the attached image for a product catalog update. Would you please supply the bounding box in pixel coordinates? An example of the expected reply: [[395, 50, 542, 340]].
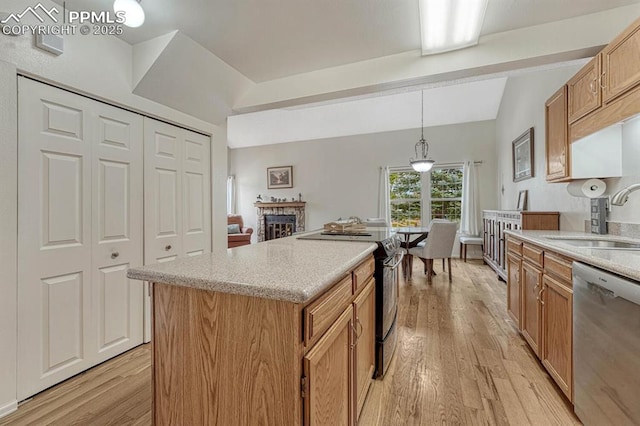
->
[[410, 91, 435, 173], [419, 0, 488, 55], [113, 0, 145, 28]]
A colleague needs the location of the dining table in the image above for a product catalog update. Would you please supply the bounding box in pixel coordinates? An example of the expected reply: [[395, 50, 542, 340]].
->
[[394, 226, 430, 279]]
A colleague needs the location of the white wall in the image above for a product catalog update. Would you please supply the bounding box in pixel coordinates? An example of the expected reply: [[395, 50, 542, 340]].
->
[[229, 120, 498, 253], [495, 64, 591, 230], [495, 63, 640, 230], [0, 0, 227, 415]]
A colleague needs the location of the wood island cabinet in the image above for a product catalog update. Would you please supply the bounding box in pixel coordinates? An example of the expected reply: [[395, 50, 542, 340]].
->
[[545, 85, 570, 182], [152, 255, 376, 426], [506, 235, 574, 402]]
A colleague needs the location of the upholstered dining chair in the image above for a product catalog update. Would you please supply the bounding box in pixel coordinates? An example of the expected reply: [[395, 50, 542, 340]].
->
[[408, 221, 457, 283]]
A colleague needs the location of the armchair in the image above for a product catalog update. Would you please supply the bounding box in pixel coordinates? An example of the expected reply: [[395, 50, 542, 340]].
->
[[227, 214, 254, 248]]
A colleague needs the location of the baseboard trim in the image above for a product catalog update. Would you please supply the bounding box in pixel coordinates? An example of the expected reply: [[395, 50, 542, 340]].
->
[[0, 400, 18, 419]]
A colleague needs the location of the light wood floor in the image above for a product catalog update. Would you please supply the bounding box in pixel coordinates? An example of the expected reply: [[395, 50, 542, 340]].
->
[[1, 259, 580, 426]]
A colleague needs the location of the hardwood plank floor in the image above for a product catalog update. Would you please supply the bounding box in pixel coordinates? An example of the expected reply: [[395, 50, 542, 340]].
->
[[1, 259, 580, 425]]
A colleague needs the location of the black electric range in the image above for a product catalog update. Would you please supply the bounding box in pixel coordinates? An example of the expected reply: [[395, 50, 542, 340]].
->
[[297, 229, 401, 378]]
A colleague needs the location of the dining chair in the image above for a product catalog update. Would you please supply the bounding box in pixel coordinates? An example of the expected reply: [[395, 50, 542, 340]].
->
[[408, 221, 457, 283]]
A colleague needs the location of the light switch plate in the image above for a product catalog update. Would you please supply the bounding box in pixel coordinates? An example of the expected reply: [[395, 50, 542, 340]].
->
[[35, 33, 64, 55]]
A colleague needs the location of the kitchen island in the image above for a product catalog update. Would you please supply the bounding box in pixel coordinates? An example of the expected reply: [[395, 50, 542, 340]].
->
[[127, 236, 378, 426]]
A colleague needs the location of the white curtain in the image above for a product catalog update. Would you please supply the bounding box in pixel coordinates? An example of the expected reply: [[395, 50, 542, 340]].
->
[[377, 166, 391, 226], [461, 161, 479, 236], [226, 175, 236, 215]]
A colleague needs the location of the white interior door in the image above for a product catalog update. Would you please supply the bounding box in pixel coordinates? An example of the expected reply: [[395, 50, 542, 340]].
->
[[91, 102, 144, 364], [142, 118, 211, 342], [17, 78, 144, 399]]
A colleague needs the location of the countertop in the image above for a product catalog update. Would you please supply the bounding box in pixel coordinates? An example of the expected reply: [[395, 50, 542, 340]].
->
[[504, 230, 640, 282], [127, 236, 377, 303]]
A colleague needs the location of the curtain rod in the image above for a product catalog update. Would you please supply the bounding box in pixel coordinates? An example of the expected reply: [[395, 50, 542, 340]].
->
[[383, 160, 483, 170]]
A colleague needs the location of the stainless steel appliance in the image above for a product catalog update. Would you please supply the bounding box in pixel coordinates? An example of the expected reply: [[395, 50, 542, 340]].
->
[[573, 262, 640, 425], [297, 229, 402, 378]]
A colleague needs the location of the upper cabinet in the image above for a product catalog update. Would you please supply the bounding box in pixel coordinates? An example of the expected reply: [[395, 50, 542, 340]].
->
[[602, 21, 640, 103], [546, 16, 640, 182], [567, 55, 602, 124], [545, 86, 570, 182]]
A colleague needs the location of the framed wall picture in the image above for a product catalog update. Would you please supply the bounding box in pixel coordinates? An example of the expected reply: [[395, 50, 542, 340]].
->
[[517, 190, 528, 211], [512, 127, 534, 182], [267, 166, 293, 189]]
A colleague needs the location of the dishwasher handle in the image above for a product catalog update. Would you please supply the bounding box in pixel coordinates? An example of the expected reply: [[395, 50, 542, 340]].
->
[[573, 262, 640, 306]]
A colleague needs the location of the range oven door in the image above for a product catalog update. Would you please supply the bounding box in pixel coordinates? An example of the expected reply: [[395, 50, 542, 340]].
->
[[381, 250, 403, 336]]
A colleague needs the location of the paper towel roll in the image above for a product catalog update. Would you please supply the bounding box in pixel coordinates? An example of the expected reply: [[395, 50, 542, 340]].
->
[[566, 179, 607, 198]]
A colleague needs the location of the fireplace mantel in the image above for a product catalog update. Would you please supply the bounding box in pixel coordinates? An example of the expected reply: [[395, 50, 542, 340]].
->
[[255, 202, 306, 242]]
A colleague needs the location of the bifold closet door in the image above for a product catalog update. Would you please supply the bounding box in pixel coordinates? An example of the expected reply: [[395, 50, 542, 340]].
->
[[17, 78, 143, 400]]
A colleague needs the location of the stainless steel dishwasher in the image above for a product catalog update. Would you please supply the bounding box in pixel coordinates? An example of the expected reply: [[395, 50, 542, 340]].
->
[[573, 262, 640, 425]]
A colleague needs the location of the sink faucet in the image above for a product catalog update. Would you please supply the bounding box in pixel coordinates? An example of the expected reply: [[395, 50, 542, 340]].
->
[[611, 183, 640, 206]]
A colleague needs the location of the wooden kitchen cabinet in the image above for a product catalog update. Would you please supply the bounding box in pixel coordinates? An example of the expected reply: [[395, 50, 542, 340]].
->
[[303, 305, 354, 426], [353, 278, 375, 419], [506, 252, 522, 327], [541, 274, 573, 401], [567, 55, 602, 123], [602, 17, 640, 104], [521, 259, 542, 357], [545, 85, 570, 182]]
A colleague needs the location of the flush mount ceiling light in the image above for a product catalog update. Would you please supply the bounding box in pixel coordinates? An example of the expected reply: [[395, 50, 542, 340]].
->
[[410, 91, 435, 173], [113, 0, 145, 28], [419, 0, 488, 55]]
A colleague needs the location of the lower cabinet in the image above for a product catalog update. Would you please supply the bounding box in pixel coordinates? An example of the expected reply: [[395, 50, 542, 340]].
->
[[506, 235, 574, 403], [521, 261, 542, 357], [541, 274, 573, 400], [303, 305, 354, 426], [354, 278, 376, 419]]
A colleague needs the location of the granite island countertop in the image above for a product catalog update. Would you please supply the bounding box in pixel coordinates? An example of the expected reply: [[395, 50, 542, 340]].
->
[[127, 236, 377, 303], [504, 230, 640, 282]]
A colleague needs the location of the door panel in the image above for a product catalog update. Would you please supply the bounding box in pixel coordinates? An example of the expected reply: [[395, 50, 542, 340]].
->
[[521, 261, 542, 356], [18, 79, 93, 400], [354, 279, 375, 419], [91, 102, 143, 363], [182, 131, 211, 257]]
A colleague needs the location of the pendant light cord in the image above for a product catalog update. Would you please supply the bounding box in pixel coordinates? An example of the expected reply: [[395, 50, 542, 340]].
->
[[421, 90, 424, 141]]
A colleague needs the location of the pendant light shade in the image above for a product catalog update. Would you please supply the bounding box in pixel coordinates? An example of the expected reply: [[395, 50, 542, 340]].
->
[[410, 91, 435, 172], [114, 0, 145, 28]]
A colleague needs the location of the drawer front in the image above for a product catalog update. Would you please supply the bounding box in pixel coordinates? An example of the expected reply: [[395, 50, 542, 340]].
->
[[544, 252, 573, 285], [522, 243, 543, 268], [304, 275, 353, 346], [353, 256, 375, 295], [507, 238, 523, 256]]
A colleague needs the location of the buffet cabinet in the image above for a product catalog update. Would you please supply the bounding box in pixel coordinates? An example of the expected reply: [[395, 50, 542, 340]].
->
[[482, 211, 560, 280], [152, 255, 376, 426], [506, 235, 574, 402]]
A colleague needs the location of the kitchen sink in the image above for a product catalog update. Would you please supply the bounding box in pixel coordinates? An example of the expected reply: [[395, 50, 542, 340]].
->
[[546, 237, 640, 250]]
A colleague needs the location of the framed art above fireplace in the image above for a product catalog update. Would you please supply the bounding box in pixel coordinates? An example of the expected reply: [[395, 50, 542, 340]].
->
[[267, 166, 293, 189]]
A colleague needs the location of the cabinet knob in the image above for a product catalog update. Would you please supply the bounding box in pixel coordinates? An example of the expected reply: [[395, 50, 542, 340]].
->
[[165, 245, 172, 251], [111, 252, 119, 259]]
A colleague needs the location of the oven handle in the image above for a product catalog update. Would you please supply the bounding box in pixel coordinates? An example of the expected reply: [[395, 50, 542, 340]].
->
[[384, 251, 405, 269]]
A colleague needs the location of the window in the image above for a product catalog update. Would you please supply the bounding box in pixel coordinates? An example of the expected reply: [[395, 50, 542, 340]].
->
[[430, 167, 463, 224], [389, 170, 422, 227], [389, 166, 463, 227]]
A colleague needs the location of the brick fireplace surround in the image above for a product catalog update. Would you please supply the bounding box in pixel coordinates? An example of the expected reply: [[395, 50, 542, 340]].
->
[[254, 202, 306, 242]]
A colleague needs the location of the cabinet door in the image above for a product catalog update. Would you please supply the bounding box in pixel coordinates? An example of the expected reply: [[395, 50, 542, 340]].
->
[[541, 275, 573, 401], [567, 55, 601, 123], [506, 254, 522, 329], [602, 19, 640, 103], [545, 85, 570, 182], [521, 261, 542, 356], [353, 278, 375, 419], [303, 305, 354, 426]]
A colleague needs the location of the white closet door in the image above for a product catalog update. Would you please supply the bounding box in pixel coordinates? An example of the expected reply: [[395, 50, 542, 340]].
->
[[143, 118, 183, 264], [182, 130, 211, 257], [91, 103, 144, 364], [18, 79, 94, 399], [17, 78, 144, 399]]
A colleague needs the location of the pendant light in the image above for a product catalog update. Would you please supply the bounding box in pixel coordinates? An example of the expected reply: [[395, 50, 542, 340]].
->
[[113, 0, 145, 28], [410, 90, 435, 172]]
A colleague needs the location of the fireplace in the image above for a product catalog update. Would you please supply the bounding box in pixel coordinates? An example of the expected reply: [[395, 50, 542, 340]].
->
[[264, 215, 296, 241], [254, 202, 306, 242]]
